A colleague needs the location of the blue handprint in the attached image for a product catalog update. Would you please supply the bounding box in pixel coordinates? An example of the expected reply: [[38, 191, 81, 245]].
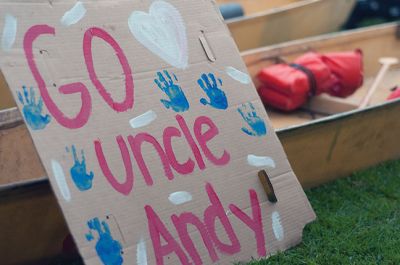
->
[[17, 86, 51, 130], [197, 73, 228, 110], [238, 102, 267, 137], [67, 145, 94, 191], [154, 70, 189, 112], [86, 217, 123, 265]]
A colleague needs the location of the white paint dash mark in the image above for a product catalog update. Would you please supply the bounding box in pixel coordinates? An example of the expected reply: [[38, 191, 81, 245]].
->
[[60, 2, 86, 26], [226, 66, 251, 84], [247, 155, 276, 168], [51, 159, 71, 202], [168, 191, 193, 205], [129, 110, 157, 129], [137, 237, 148, 265], [272, 211, 284, 241], [1, 14, 17, 51]]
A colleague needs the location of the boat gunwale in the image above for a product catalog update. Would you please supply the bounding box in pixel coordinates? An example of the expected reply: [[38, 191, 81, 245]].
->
[[224, 0, 321, 23], [241, 22, 400, 63], [276, 98, 400, 133], [0, 177, 48, 199]]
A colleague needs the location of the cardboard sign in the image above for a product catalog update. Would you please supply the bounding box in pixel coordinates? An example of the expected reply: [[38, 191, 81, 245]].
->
[[0, 1, 315, 264]]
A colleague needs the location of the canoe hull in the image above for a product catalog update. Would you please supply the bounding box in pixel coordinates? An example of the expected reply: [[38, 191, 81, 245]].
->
[[227, 0, 356, 51]]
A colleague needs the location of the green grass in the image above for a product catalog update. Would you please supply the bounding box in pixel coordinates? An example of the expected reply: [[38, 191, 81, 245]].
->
[[243, 160, 400, 265]]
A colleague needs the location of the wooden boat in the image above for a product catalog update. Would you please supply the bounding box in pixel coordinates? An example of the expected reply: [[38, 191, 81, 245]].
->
[[242, 22, 400, 187], [221, 0, 357, 51], [1, 22, 400, 264]]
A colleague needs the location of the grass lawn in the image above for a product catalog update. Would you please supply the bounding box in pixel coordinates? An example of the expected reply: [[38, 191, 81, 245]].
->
[[243, 159, 400, 265]]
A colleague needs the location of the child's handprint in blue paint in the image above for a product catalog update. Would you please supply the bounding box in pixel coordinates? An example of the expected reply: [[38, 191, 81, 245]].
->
[[86, 217, 123, 265], [17, 86, 51, 130], [154, 70, 189, 112], [197, 73, 228, 110], [67, 145, 94, 191], [238, 102, 267, 137]]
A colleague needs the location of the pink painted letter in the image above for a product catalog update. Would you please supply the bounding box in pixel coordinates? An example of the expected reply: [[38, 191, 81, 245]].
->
[[145, 205, 190, 265], [229, 189, 266, 257], [24, 25, 91, 129], [83, 27, 134, 112], [194, 116, 230, 166], [94, 136, 134, 195]]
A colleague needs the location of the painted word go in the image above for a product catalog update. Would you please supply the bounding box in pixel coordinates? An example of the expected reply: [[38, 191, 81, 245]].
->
[[24, 25, 134, 129]]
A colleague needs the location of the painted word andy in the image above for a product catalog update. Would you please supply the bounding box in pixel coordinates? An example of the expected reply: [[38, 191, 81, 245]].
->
[[146, 182, 266, 265]]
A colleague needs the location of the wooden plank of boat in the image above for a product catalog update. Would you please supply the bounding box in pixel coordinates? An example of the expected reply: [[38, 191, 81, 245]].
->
[[0, 71, 14, 109], [0, 108, 45, 186], [226, 0, 356, 51], [1, 23, 400, 264], [217, 0, 298, 16]]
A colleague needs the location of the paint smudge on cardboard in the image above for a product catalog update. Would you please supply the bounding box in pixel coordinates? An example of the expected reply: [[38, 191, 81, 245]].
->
[[136, 237, 148, 265], [168, 191, 193, 205], [60, 2, 87, 26], [247, 155, 276, 168], [1, 14, 17, 51], [130, 110, 157, 129], [226, 66, 251, 84], [271, 211, 284, 241], [51, 159, 71, 202]]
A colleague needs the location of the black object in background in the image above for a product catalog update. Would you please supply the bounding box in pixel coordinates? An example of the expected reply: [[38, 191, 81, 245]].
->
[[345, 0, 400, 29]]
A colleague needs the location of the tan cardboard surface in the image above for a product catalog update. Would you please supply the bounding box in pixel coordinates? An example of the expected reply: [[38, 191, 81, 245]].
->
[[0, 1, 315, 264]]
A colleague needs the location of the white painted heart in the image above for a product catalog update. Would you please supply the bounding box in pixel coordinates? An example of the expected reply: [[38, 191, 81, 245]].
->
[[128, 0, 188, 69]]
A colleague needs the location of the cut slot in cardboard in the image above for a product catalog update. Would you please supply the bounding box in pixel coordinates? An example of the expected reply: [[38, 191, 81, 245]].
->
[[0, 1, 315, 264]]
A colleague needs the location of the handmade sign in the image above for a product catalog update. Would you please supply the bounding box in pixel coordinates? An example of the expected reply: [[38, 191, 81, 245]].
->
[[0, 0, 315, 264]]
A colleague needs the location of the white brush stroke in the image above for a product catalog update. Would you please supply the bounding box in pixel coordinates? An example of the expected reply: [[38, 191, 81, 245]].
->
[[129, 110, 157, 129], [60, 2, 86, 26], [226, 66, 251, 84], [1, 14, 17, 51], [137, 238, 148, 265], [51, 159, 71, 202], [247, 155, 276, 168], [168, 191, 193, 205], [271, 211, 284, 241], [128, 0, 188, 69]]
